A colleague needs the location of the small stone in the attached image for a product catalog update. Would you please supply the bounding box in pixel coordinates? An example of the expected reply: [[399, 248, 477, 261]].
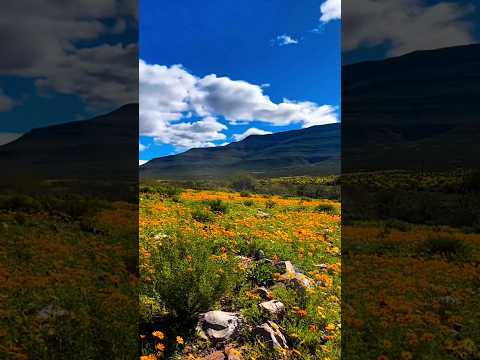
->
[[255, 250, 265, 260], [36, 304, 68, 321], [196, 311, 242, 342], [259, 300, 285, 317], [277, 271, 315, 290], [257, 210, 270, 218], [153, 232, 168, 240], [253, 321, 288, 350]]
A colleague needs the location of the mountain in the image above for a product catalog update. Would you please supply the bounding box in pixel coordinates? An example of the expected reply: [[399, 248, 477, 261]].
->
[[0, 104, 139, 185], [342, 43, 480, 172], [141, 123, 340, 179]]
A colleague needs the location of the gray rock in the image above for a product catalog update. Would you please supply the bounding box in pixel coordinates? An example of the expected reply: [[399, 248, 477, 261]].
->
[[257, 210, 270, 218], [259, 300, 285, 317], [275, 261, 295, 273], [196, 311, 242, 342], [277, 271, 315, 289], [36, 304, 68, 321], [253, 321, 288, 350]]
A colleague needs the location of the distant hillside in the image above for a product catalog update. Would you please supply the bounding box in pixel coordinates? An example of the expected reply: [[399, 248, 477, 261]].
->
[[141, 123, 340, 179], [342, 43, 480, 172], [0, 104, 138, 184]]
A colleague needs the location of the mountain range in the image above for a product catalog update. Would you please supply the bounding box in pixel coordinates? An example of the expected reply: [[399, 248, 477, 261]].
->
[[342, 43, 480, 172], [140, 123, 340, 179], [0, 104, 138, 185]]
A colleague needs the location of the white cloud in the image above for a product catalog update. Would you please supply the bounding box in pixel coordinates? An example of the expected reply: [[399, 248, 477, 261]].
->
[[320, 0, 341, 23], [0, 1, 137, 110], [139, 160, 149, 166], [273, 35, 299, 46], [140, 60, 337, 150], [0, 132, 22, 146], [139, 142, 148, 152], [233, 128, 272, 141], [343, 0, 476, 56]]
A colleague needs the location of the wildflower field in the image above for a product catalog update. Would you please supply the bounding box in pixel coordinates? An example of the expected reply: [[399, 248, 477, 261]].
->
[[140, 186, 341, 360], [342, 171, 480, 360], [0, 193, 138, 359]]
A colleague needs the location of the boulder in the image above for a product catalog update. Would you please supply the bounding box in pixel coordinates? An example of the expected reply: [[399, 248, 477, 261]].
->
[[253, 321, 288, 350], [259, 300, 285, 318], [196, 311, 242, 342]]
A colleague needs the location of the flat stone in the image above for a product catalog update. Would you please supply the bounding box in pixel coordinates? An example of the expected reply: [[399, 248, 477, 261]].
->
[[253, 321, 288, 350], [196, 311, 242, 342], [259, 300, 285, 317]]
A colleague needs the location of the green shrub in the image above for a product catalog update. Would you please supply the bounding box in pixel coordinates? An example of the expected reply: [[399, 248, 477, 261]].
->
[[149, 235, 239, 325], [240, 191, 251, 197], [191, 208, 216, 223], [265, 199, 276, 209], [243, 199, 254, 207], [315, 203, 339, 215], [206, 199, 229, 214], [419, 237, 472, 261], [0, 195, 41, 213], [246, 260, 277, 286]]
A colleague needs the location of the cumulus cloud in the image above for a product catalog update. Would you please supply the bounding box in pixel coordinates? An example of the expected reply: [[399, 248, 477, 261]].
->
[[320, 0, 341, 23], [0, 132, 22, 146], [0, 0, 137, 110], [233, 128, 272, 141], [139, 160, 149, 166], [140, 60, 338, 149], [343, 0, 476, 56], [272, 35, 299, 46]]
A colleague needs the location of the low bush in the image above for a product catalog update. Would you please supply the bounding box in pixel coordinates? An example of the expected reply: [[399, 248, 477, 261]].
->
[[191, 208, 216, 223], [315, 203, 339, 215]]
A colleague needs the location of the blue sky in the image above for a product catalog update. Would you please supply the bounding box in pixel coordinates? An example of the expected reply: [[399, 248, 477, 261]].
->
[[139, 0, 341, 162]]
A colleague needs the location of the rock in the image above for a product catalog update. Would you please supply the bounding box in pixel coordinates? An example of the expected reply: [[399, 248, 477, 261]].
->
[[256, 286, 272, 300], [253, 321, 288, 350], [36, 304, 68, 321], [259, 300, 285, 317], [257, 210, 270, 218], [201, 351, 226, 360], [196, 311, 243, 342], [275, 261, 295, 273], [153, 232, 168, 241], [254, 249, 266, 260], [277, 271, 315, 290]]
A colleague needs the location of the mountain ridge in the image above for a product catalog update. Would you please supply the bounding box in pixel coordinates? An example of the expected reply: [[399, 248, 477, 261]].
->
[[140, 123, 341, 179]]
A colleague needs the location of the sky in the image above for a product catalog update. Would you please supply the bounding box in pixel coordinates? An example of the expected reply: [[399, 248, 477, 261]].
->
[[0, 1, 137, 145], [139, 0, 342, 163]]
